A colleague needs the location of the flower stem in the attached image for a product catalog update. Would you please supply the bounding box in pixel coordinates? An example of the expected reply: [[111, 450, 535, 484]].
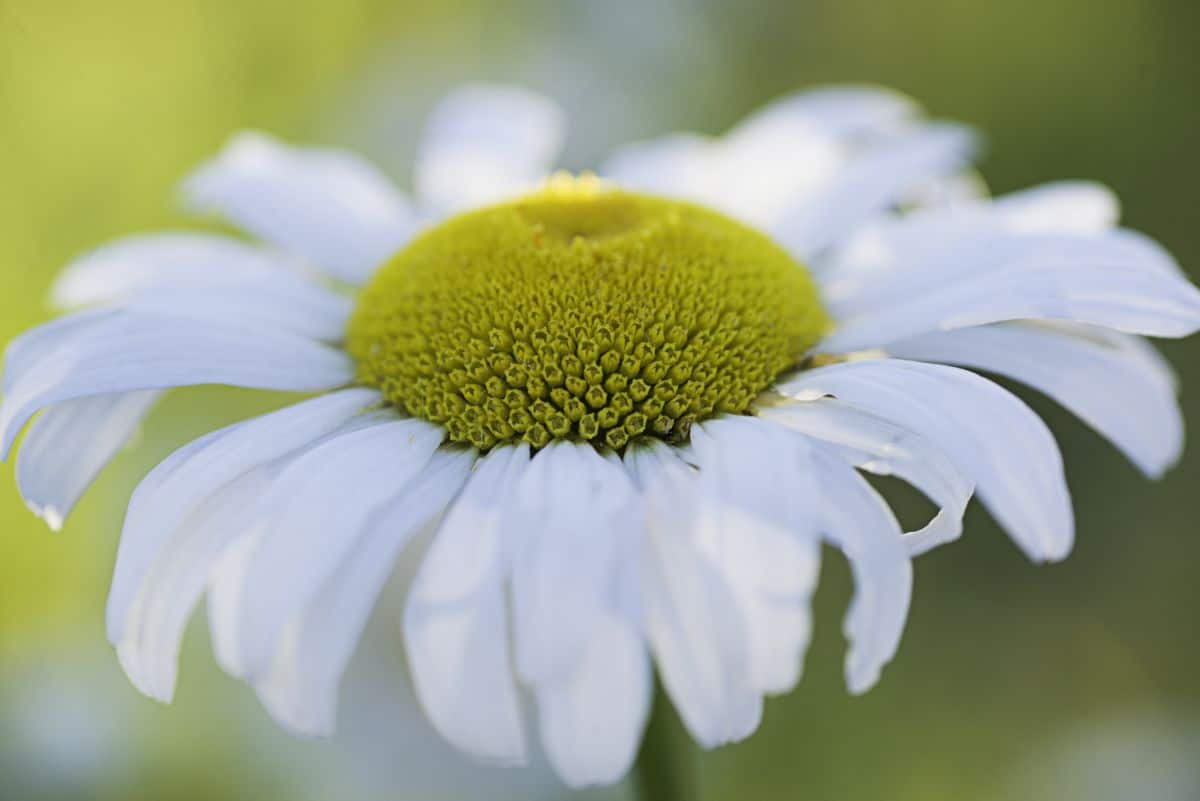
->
[[633, 685, 699, 801]]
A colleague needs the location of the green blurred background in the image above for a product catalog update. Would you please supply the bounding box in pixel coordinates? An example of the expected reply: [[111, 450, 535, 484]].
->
[[2, 0, 1199, 799]]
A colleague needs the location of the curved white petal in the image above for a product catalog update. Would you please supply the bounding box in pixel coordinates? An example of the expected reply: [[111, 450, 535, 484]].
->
[[2, 308, 114, 395], [683, 417, 912, 696], [624, 440, 762, 748], [602, 131, 843, 230], [231, 418, 445, 679], [257, 447, 475, 737], [903, 172, 989, 213], [989, 181, 1120, 234], [807, 442, 912, 693], [505, 441, 640, 687], [888, 322, 1183, 478], [821, 196, 1162, 293], [183, 132, 414, 285], [16, 390, 161, 530], [733, 85, 918, 141], [107, 388, 380, 654], [203, 409, 409, 679], [121, 407, 396, 700], [206, 529, 260, 678], [821, 229, 1200, 352], [49, 233, 311, 309], [816, 211, 983, 287], [537, 612, 650, 789], [117, 280, 353, 342], [879, 180, 1120, 236], [779, 359, 1073, 562], [117, 464, 276, 701], [0, 312, 356, 458], [601, 86, 922, 229], [773, 123, 977, 259], [759, 396, 974, 555], [405, 444, 531, 765], [415, 85, 565, 215], [500, 442, 646, 787], [688, 418, 822, 695], [600, 133, 718, 200]]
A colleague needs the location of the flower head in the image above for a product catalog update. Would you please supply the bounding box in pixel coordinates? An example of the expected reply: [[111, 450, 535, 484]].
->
[[4, 83, 1198, 788]]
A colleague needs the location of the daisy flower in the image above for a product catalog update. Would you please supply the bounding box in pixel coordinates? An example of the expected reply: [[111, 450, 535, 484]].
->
[[4, 84, 1198, 789]]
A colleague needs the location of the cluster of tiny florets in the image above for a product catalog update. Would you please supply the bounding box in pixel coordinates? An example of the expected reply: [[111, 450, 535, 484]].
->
[[346, 176, 829, 451]]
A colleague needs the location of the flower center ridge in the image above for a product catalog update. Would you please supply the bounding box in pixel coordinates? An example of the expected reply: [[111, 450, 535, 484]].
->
[[347, 175, 830, 450]]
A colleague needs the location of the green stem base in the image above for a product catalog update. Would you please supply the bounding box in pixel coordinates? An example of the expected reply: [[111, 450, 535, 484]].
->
[[632, 686, 699, 801]]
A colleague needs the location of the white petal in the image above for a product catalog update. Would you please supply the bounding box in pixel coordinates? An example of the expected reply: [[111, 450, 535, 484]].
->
[[257, 447, 475, 737], [864, 180, 1118, 235], [600, 133, 717, 202], [116, 401, 387, 700], [502, 442, 647, 787], [601, 86, 920, 230], [807, 442, 912, 693], [127, 407, 395, 698], [682, 418, 912, 696], [889, 322, 1183, 478], [603, 131, 844, 230], [16, 390, 161, 530], [821, 196, 1161, 294], [0, 312, 356, 458], [231, 417, 445, 679], [183, 132, 414, 284], [415, 85, 565, 214], [780, 359, 1074, 562], [758, 397, 974, 555], [206, 526, 260, 677], [2, 308, 113, 395], [902, 172, 989, 213], [405, 444, 531, 764], [989, 181, 1120, 234], [773, 123, 977, 258], [49, 233, 311, 309], [689, 418, 822, 695], [815, 210, 980, 287], [117, 464, 276, 701], [706, 126, 844, 230], [505, 441, 640, 686], [624, 440, 762, 748], [821, 229, 1200, 352], [733, 86, 918, 141], [117, 279, 353, 342], [106, 388, 379, 651], [537, 612, 650, 789]]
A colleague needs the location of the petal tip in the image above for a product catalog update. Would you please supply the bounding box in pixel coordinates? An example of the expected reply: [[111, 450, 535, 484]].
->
[[22, 499, 65, 532], [117, 641, 176, 705]]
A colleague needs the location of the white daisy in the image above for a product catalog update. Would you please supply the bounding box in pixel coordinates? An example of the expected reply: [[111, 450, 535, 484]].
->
[[4, 83, 1198, 789]]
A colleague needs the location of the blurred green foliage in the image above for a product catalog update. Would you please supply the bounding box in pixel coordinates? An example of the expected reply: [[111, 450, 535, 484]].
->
[[2, 0, 1199, 799]]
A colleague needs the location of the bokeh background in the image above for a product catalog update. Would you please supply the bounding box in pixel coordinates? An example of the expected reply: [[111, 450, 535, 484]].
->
[[2, 1, 1199, 799]]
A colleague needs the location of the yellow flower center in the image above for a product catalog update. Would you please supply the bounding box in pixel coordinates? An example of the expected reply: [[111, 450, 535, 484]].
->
[[347, 175, 830, 451]]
